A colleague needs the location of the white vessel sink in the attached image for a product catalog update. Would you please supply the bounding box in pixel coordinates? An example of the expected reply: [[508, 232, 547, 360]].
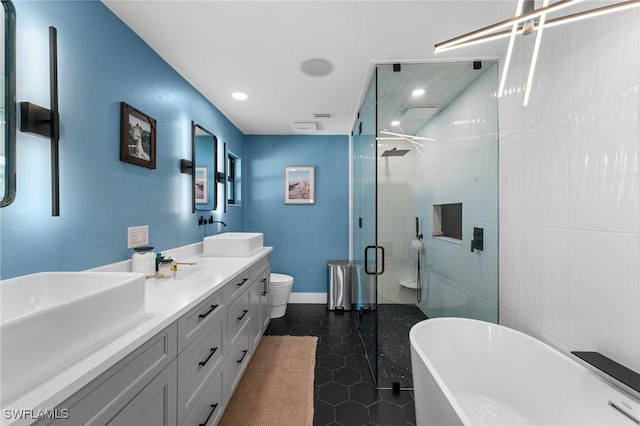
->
[[0, 272, 146, 405], [203, 232, 264, 257]]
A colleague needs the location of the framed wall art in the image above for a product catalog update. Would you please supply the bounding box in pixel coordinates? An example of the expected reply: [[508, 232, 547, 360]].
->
[[284, 165, 315, 204], [120, 102, 156, 169], [195, 166, 209, 204]]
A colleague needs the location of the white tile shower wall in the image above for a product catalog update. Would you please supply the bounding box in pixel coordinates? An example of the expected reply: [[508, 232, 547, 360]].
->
[[413, 64, 499, 321], [498, 8, 640, 374], [377, 139, 417, 304]]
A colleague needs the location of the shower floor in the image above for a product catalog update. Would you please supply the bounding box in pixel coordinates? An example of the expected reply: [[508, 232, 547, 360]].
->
[[358, 304, 428, 389]]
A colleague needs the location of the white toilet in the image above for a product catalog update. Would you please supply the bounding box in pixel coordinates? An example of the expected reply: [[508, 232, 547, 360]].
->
[[269, 273, 294, 319]]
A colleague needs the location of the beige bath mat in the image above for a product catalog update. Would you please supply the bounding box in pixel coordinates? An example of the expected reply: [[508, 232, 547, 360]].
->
[[219, 335, 317, 426]]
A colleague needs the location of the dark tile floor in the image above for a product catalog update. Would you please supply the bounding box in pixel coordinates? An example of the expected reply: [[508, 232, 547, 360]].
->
[[376, 305, 428, 388], [265, 304, 416, 426]]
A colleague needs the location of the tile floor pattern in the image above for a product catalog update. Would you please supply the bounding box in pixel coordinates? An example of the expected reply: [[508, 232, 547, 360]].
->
[[265, 304, 416, 426]]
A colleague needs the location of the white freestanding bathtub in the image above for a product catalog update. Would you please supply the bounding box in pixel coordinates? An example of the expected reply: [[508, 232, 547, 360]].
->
[[409, 318, 640, 425]]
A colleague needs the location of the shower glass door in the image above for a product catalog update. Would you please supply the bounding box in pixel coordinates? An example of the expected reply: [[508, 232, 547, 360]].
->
[[352, 61, 499, 390], [352, 69, 378, 380]]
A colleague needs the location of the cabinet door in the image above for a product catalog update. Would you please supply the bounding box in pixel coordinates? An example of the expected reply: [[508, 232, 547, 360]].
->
[[106, 359, 177, 426], [249, 269, 270, 350], [227, 291, 250, 347], [177, 317, 224, 423], [179, 369, 223, 426], [222, 322, 251, 403], [249, 279, 262, 351], [258, 270, 271, 334], [177, 291, 224, 353]]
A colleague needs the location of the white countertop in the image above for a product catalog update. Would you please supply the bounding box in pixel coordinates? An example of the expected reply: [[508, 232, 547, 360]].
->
[[2, 247, 272, 425]]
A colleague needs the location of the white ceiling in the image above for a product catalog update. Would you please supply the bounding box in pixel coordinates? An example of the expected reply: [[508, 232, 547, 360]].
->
[[102, 0, 514, 135]]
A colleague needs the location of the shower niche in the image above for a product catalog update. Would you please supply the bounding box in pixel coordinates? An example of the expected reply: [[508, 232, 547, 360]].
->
[[433, 203, 463, 241], [351, 62, 499, 389]]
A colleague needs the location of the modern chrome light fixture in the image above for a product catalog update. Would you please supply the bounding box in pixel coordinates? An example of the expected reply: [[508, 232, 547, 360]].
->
[[378, 130, 434, 142], [434, 0, 583, 53], [523, 0, 549, 106], [435, 0, 640, 105]]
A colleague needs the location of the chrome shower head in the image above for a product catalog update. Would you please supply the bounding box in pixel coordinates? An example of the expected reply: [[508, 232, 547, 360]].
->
[[380, 147, 410, 157]]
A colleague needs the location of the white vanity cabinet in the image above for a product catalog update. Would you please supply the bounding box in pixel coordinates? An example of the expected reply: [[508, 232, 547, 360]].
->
[[34, 324, 178, 426], [29, 253, 271, 426], [221, 257, 270, 406], [178, 254, 270, 425]]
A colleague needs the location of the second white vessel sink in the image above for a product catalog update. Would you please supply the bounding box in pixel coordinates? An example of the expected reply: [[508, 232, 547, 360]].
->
[[203, 232, 264, 257], [0, 271, 146, 406]]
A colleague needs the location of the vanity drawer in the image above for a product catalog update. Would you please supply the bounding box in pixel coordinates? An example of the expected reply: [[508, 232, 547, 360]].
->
[[224, 271, 251, 304], [177, 291, 224, 352], [180, 369, 223, 426], [227, 291, 250, 347], [222, 321, 251, 402], [178, 317, 224, 423]]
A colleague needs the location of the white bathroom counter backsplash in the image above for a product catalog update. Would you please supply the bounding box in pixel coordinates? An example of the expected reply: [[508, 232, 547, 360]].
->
[[3, 245, 272, 425]]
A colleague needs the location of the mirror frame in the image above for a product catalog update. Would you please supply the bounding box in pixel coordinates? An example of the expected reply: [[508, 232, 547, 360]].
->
[[191, 121, 218, 213], [0, 0, 16, 207]]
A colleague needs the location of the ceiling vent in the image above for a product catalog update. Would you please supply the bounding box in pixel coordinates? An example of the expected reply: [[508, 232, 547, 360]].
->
[[291, 121, 318, 133], [314, 113, 333, 119]]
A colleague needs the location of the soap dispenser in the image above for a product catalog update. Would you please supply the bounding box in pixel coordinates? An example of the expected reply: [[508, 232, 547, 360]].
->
[[131, 246, 156, 276]]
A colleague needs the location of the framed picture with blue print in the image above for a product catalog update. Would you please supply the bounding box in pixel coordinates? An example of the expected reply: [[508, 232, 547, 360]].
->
[[284, 165, 315, 204]]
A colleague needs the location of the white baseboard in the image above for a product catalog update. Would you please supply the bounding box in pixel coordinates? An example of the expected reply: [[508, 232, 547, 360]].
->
[[289, 292, 327, 304]]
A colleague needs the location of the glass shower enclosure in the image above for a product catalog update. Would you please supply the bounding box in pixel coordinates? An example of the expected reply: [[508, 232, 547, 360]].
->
[[351, 62, 499, 389]]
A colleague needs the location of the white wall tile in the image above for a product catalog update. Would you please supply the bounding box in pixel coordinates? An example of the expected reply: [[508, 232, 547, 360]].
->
[[567, 8, 640, 110], [498, 133, 524, 225], [498, 224, 526, 317], [521, 24, 569, 127], [568, 230, 639, 369], [468, 143, 499, 224], [521, 115, 569, 228], [498, 38, 526, 139], [499, 8, 640, 381], [568, 87, 639, 233], [520, 226, 570, 347]]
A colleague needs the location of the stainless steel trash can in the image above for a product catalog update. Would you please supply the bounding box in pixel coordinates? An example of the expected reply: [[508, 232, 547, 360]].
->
[[327, 260, 352, 312]]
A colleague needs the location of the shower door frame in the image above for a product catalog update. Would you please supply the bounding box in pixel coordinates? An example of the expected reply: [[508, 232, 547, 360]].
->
[[352, 67, 381, 386]]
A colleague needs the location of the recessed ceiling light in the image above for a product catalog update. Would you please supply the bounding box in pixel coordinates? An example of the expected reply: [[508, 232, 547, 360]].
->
[[232, 92, 248, 100], [391, 120, 401, 126], [412, 88, 425, 97], [300, 58, 334, 77]]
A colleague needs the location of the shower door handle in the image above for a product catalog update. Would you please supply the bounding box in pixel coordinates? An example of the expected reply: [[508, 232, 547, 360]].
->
[[364, 245, 385, 275]]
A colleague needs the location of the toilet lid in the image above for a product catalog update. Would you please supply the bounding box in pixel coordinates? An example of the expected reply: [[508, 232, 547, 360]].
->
[[271, 273, 293, 284]]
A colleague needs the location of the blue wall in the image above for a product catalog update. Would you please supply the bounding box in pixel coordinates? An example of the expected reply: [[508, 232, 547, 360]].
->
[[0, 1, 244, 279], [244, 135, 349, 293]]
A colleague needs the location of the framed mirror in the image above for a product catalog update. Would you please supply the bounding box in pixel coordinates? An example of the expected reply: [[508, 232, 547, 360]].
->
[[0, 0, 16, 207], [191, 122, 217, 212]]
